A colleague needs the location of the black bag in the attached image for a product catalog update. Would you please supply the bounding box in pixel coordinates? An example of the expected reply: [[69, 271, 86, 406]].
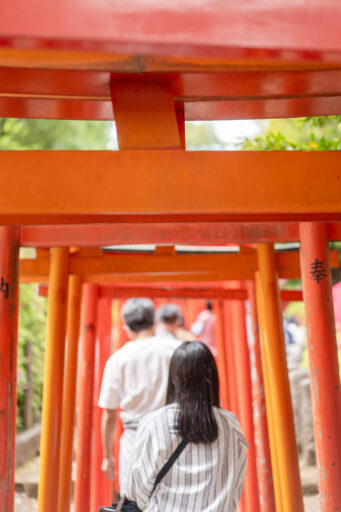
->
[[99, 440, 187, 512], [99, 500, 141, 512]]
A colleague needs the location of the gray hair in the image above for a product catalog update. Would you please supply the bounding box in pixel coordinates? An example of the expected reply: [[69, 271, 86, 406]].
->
[[121, 298, 155, 332], [156, 303, 181, 324]]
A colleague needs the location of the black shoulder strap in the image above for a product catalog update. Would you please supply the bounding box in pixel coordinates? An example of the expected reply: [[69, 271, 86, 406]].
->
[[151, 439, 188, 495]]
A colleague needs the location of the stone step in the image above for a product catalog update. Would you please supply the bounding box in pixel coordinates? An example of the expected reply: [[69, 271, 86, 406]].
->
[[15, 456, 76, 499]]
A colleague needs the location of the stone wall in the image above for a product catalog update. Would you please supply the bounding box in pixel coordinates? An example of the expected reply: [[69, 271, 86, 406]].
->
[[289, 369, 315, 465], [15, 423, 41, 468]]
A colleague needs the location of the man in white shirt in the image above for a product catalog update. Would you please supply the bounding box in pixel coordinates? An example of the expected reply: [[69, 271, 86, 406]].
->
[[98, 298, 181, 494]]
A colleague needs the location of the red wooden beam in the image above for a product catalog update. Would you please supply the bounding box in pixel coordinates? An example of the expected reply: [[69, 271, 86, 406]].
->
[[19, 222, 341, 247], [2, 69, 341, 103], [20, 250, 339, 283], [1, 1, 341, 61], [20, 222, 300, 246], [20, 222, 341, 247], [2, 151, 341, 221], [99, 286, 248, 300], [37, 284, 303, 302], [1, 68, 341, 121], [1, 94, 340, 121]]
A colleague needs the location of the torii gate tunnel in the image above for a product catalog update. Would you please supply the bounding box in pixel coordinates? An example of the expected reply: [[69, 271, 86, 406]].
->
[[0, 2, 341, 512]]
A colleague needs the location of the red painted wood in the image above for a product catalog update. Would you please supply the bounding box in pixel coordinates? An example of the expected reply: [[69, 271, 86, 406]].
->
[[186, 95, 341, 121], [2, 93, 340, 121], [247, 282, 276, 512], [299, 223, 341, 511], [2, 151, 341, 221], [2, 68, 341, 102], [213, 301, 229, 409], [230, 287, 260, 512], [6, 212, 341, 226], [74, 284, 99, 512], [1, 1, 341, 59], [222, 302, 238, 416], [1, 68, 340, 121], [58, 275, 82, 512], [20, 222, 303, 246], [99, 286, 303, 301], [91, 297, 113, 512], [0, 227, 19, 512], [112, 300, 128, 494], [39, 283, 303, 302], [99, 286, 248, 300], [20, 222, 302, 246]]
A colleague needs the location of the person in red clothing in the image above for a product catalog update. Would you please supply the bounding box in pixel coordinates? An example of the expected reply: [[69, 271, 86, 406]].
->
[[190, 300, 217, 357]]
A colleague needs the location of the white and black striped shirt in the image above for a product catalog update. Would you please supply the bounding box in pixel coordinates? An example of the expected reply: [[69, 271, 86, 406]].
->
[[126, 404, 248, 511]]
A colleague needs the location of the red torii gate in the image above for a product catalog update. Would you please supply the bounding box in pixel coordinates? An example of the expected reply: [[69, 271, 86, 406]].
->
[[0, 2, 341, 512], [16, 243, 340, 512], [18, 222, 341, 246]]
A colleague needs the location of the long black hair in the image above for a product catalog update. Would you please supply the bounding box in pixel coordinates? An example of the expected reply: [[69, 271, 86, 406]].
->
[[166, 341, 220, 444]]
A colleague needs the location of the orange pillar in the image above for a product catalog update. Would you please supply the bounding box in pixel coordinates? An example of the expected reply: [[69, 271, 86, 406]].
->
[[214, 300, 229, 409], [247, 281, 276, 512], [256, 243, 304, 512], [113, 300, 126, 495], [57, 275, 82, 512], [38, 248, 69, 512], [299, 222, 341, 511], [223, 301, 239, 416], [255, 273, 283, 512], [91, 297, 114, 512], [230, 289, 260, 512], [0, 226, 19, 512], [74, 284, 99, 512]]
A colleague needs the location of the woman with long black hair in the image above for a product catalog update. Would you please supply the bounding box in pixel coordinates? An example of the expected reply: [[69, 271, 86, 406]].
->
[[125, 341, 248, 511]]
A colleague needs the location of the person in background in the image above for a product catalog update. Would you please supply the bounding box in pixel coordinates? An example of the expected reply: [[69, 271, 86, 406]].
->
[[126, 342, 248, 511], [155, 303, 182, 340], [191, 300, 217, 357], [175, 314, 197, 342], [98, 298, 181, 494]]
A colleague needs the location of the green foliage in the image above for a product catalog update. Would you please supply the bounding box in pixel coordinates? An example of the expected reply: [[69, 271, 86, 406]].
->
[[17, 284, 47, 430], [186, 122, 223, 149], [0, 118, 113, 430], [240, 116, 341, 151], [0, 118, 113, 150]]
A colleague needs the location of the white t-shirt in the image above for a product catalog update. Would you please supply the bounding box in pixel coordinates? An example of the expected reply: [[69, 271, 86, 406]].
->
[[98, 336, 181, 423]]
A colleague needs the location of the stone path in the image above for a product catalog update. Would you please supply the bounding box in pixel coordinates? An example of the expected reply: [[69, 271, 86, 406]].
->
[[14, 457, 321, 511]]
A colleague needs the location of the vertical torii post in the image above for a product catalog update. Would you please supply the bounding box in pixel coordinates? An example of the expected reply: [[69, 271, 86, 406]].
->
[[214, 300, 229, 409], [229, 285, 260, 512], [57, 274, 83, 512], [247, 281, 276, 512], [0, 226, 19, 512], [224, 301, 239, 415], [91, 296, 114, 512], [38, 248, 69, 512], [299, 222, 341, 511], [256, 243, 304, 512], [255, 272, 283, 512], [74, 283, 99, 512], [113, 300, 127, 495]]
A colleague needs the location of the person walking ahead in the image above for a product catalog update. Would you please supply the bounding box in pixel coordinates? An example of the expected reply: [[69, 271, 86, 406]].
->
[[98, 298, 181, 494], [125, 342, 248, 511]]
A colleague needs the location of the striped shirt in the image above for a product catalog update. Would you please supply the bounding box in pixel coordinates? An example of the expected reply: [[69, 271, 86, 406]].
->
[[126, 404, 248, 512]]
